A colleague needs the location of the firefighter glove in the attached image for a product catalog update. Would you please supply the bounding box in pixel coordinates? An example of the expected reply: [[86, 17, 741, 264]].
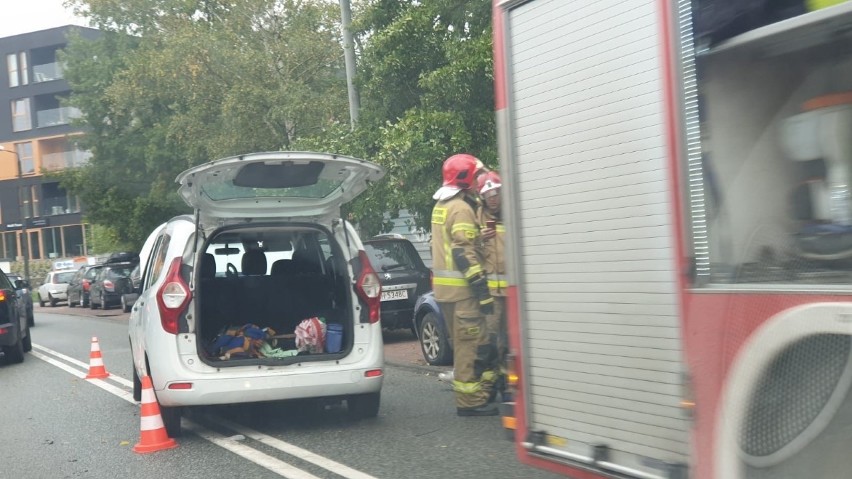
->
[[469, 273, 494, 315]]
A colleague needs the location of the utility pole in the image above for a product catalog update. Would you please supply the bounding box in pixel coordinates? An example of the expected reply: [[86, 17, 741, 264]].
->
[[0, 146, 31, 284], [339, 0, 359, 130]]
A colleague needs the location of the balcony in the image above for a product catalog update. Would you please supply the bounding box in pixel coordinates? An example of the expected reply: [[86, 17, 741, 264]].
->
[[41, 150, 91, 171], [32, 62, 64, 83], [36, 107, 82, 128], [42, 198, 80, 216]]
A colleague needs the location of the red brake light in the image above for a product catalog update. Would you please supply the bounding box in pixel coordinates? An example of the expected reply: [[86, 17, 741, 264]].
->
[[156, 257, 191, 335], [104, 280, 114, 290], [0, 290, 6, 302], [354, 250, 381, 323]]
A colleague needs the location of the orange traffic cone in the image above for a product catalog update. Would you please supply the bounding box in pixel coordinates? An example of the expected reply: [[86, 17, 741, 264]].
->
[[85, 337, 110, 379], [133, 375, 178, 454]]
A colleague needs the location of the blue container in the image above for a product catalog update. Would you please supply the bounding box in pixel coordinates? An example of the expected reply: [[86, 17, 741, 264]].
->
[[326, 323, 343, 353]]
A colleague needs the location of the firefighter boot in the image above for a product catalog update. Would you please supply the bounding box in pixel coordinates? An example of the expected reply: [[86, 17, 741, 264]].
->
[[457, 403, 499, 417]]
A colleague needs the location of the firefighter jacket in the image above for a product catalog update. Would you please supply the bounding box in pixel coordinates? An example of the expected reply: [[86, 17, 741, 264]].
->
[[478, 207, 506, 297], [431, 191, 485, 303]]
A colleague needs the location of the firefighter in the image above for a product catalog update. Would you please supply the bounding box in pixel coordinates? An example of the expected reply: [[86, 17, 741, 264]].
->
[[431, 153, 499, 416], [476, 170, 509, 401]]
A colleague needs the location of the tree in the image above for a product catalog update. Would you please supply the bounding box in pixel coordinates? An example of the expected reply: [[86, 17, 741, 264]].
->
[[295, 0, 496, 236], [59, 0, 351, 248]]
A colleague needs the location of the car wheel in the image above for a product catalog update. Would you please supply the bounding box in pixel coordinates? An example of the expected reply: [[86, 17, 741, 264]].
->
[[38, 294, 45, 308], [160, 406, 183, 437], [122, 296, 131, 313], [2, 328, 25, 364], [419, 312, 452, 366], [49, 294, 57, 307], [347, 392, 380, 419], [132, 361, 142, 402], [22, 327, 32, 352]]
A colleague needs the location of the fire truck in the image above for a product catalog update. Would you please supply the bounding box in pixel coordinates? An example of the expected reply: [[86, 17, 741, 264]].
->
[[492, 1, 852, 478]]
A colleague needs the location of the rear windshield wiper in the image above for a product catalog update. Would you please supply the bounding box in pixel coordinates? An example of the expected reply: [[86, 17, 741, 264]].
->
[[381, 264, 409, 271]]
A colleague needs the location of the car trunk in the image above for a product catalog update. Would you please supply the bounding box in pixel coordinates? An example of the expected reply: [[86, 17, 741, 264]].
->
[[193, 223, 359, 367]]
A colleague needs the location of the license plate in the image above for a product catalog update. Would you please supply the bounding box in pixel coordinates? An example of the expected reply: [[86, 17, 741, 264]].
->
[[380, 289, 408, 302]]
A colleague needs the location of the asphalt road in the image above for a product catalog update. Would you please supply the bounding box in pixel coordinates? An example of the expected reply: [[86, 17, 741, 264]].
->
[[1, 307, 566, 479]]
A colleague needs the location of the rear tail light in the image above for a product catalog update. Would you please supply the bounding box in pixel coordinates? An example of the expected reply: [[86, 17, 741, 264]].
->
[[104, 280, 114, 291], [0, 290, 6, 302], [83, 279, 91, 291], [156, 257, 191, 335], [354, 250, 381, 323]]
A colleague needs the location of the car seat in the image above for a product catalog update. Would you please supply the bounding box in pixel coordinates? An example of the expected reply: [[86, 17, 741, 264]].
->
[[241, 249, 267, 275]]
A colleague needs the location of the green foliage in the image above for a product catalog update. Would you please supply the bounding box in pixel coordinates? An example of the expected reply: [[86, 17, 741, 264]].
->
[[59, 0, 496, 244], [60, 0, 351, 247]]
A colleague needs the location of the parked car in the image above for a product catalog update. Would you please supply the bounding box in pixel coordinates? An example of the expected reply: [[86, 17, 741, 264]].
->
[[36, 270, 76, 307], [115, 264, 141, 312], [413, 291, 453, 366], [7, 274, 34, 328], [89, 261, 138, 310], [363, 234, 431, 332], [67, 265, 103, 308], [129, 151, 386, 436], [0, 269, 32, 363]]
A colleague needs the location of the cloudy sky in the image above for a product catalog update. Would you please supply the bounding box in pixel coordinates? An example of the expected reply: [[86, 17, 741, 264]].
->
[[1, 0, 90, 38]]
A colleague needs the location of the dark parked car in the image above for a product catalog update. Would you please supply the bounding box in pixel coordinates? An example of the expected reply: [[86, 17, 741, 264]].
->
[[115, 264, 141, 312], [413, 291, 453, 366], [0, 269, 32, 364], [363, 235, 431, 332], [89, 262, 137, 310], [7, 274, 34, 328], [67, 265, 102, 308]]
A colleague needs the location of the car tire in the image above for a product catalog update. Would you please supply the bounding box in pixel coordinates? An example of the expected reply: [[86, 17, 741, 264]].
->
[[22, 327, 32, 352], [160, 406, 183, 437], [419, 312, 452, 366], [347, 392, 380, 419], [49, 294, 57, 307], [3, 328, 25, 364], [122, 296, 131, 313], [38, 295, 45, 308], [132, 361, 142, 402]]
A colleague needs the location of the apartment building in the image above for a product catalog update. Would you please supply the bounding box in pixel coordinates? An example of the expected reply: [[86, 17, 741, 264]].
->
[[0, 25, 99, 264]]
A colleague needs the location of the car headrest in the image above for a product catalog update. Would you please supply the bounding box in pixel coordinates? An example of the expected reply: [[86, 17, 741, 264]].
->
[[200, 253, 216, 279], [241, 249, 267, 275]]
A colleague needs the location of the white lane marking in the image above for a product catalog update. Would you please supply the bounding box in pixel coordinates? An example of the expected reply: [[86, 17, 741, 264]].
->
[[30, 350, 135, 402], [32, 343, 134, 388], [184, 422, 324, 479], [31, 343, 377, 479], [215, 417, 380, 479]]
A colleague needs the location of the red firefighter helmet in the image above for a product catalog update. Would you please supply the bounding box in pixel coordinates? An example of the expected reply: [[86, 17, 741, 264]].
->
[[478, 171, 502, 197], [442, 154, 482, 190]]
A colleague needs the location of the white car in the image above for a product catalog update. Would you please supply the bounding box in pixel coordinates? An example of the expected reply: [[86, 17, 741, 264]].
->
[[129, 151, 386, 436], [37, 269, 77, 307]]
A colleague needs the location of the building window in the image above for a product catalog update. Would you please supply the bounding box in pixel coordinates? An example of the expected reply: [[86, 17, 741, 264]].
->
[[30, 185, 40, 218], [7, 54, 18, 87], [28, 230, 40, 260], [11, 99, 32, 132], [2, 232, 18, 261], [18, 53, 28, 85], [16, 142, 34, 175]]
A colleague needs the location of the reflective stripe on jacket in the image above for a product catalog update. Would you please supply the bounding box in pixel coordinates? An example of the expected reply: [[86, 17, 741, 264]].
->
[[478, 208, 506, 296], [431, 192, 483, 302]]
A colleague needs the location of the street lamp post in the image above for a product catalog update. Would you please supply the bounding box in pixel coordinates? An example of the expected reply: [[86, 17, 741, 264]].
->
[[0, 146, 31, 284]]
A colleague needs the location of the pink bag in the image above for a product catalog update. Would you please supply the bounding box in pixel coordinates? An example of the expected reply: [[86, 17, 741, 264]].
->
[[295, 317, 326, 353]]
